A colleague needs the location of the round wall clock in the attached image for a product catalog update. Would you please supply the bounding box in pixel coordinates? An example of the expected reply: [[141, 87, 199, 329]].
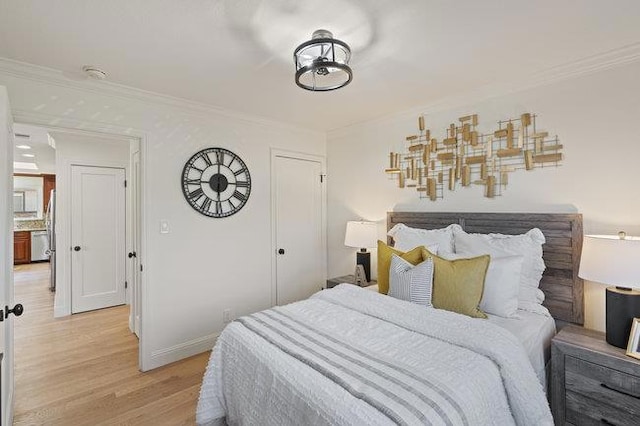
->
[[181, 147, 251, 218]]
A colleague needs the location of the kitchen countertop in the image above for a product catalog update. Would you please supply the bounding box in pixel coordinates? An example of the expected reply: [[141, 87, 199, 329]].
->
[[14, 219, 47, 232]]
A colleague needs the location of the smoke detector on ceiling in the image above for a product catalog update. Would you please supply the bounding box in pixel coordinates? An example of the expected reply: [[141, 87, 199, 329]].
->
[[82, 65, 107, 80]]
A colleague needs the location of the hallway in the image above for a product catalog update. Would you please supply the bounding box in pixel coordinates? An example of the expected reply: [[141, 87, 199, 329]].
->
[[12, 263, 208, 425]]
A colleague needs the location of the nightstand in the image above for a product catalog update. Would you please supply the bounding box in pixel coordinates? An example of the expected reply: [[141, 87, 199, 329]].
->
[[326, 275, 376, 289], [551, 325, 640, 425]]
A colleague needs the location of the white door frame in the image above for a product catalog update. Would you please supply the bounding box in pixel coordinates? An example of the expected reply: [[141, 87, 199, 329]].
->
[[0, 87, 15, 426], [10, 113, 150, 371], [270, 149, 327, 308]]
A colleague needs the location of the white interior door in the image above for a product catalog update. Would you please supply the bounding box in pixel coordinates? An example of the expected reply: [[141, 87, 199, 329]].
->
[[71, 165, 126, 313], [274, 155, 324, 305], [0, 88, 16, 426]]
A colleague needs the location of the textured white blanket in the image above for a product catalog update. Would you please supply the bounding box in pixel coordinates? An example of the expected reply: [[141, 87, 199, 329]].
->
[[197, 285, 553, 425]]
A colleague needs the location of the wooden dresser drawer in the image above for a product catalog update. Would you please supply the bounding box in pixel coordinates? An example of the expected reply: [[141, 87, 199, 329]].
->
[[565, 355, 640, 425], [566, 390, 639, 425]]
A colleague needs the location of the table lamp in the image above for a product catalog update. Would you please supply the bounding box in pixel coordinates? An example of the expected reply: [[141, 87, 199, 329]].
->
[[344, 221, 377, 283], [578, 232, 640, 348]]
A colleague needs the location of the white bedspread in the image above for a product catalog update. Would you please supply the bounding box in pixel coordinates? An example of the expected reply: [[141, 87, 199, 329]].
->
[[197, 285, 552, 426], [487, 309, 556, 387], [368, 283, 556, 386]]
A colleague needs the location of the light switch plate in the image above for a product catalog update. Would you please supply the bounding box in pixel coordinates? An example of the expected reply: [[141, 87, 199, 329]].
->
[[160, 220, 169, 234]]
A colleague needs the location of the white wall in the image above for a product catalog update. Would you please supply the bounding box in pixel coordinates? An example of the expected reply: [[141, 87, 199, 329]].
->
[[327, 61, 640, 332], [51, 131, 132, 317], [0, 64, 325, 370]]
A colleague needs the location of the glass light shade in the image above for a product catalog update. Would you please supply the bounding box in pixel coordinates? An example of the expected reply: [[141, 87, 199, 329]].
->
[[294, 29, 352, 91], [579, 234, 640, 288], [344, 221, 377, 249]]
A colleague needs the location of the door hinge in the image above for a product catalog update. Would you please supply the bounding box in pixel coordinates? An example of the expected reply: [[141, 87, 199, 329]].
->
[[320, 174, 326, 183], [124, 180, 127, 188], [125, 281, 128, 289]]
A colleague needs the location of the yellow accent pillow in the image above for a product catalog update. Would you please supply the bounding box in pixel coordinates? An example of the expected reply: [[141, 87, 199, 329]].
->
[[377, 241, 426, 295], [422, 248, 490, 319]]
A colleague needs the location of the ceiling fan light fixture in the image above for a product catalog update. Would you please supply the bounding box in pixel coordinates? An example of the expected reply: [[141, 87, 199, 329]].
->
[[293, 29, 352, 92]]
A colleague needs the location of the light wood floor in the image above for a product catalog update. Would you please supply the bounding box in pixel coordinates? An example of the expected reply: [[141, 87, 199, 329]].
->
[[12, 262, 210, 425]]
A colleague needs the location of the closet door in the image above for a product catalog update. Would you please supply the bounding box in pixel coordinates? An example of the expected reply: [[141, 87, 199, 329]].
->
[[273, 154, 325, 305]]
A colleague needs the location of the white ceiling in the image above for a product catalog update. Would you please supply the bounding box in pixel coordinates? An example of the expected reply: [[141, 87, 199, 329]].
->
[[12, 123, 56, 174], [1, 0, 639, 131]]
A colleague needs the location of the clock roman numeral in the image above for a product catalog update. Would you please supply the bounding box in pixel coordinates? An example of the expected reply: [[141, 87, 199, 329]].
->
[[189, 188, 204, 202], [186, 178, 201, 185], [233, 167, 247, 176], [232, 190, 246, 202], [202, 153, 212, 167], [235, 181, 249, 187], [228, 198, 236, 210], [215, 201, 222, 215], [216, 150, 224, 165], [201, 198, 212, 212]]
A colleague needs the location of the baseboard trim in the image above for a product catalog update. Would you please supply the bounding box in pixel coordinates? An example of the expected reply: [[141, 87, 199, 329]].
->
[[146, 332, 219, 371]]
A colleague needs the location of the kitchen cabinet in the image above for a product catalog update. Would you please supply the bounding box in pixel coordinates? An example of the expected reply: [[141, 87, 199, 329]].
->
[[14, 231, 31, 265]]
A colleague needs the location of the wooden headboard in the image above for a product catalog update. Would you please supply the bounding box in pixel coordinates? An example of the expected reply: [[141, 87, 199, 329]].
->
[[387, 212, 584, 325]]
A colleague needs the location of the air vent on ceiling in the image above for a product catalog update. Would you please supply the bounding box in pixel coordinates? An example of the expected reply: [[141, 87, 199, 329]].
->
[[82, 65, 107, 80]]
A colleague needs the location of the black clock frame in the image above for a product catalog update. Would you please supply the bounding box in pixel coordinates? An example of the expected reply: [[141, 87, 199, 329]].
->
[[181, 147, 252, 218]]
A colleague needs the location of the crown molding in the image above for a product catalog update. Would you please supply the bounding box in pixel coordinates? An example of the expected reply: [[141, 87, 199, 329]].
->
[[328, 42, 640, 136], [11, 108, 145, 141], [2, 41, 639, 139], [0, 57, 322, 136]]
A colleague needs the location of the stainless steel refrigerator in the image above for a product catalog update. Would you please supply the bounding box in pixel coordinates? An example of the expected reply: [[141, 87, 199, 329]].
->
[[45, 189, 56, 292]]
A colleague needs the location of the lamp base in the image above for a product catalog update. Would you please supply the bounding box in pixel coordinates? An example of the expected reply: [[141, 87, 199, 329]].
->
[[606, 286, 640, 348], [356, 251, 371, 283]]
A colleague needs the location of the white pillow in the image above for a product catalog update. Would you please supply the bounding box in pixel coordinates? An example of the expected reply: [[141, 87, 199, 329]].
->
[[468, 254, 523, 318], [439, 251, 523, 318], [453, 226, 546, 306], [388, 254, 434, 307], [387, 223, 456, 254]]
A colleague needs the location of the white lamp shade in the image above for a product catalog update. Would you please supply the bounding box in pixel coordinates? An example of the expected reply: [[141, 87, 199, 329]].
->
[[578, 234, 640, 288], [344, 221, 377, 249]]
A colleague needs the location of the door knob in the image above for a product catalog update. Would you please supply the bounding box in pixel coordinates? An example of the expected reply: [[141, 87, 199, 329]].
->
[[74, 246, 81, 251], [278, 248, 285, 255], [0, 303, 24, 321], [128, 251, 137, 258]]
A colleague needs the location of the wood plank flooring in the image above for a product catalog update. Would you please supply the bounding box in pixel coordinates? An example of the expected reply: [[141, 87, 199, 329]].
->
[[12, 262, 210, 425]]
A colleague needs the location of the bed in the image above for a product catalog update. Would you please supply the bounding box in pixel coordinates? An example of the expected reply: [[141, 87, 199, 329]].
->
[[359, 286, 556, 386], [197, 212, 584, 426]]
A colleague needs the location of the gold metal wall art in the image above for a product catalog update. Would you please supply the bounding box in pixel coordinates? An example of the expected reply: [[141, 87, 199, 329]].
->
[[385, 113, 562, 200]]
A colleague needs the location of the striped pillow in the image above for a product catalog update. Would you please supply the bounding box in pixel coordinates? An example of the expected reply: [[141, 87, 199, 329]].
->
[[388, 254, 434, 307]]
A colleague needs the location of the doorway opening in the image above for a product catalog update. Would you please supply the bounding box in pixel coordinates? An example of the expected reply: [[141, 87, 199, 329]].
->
[[10, 123, 144, 421]]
